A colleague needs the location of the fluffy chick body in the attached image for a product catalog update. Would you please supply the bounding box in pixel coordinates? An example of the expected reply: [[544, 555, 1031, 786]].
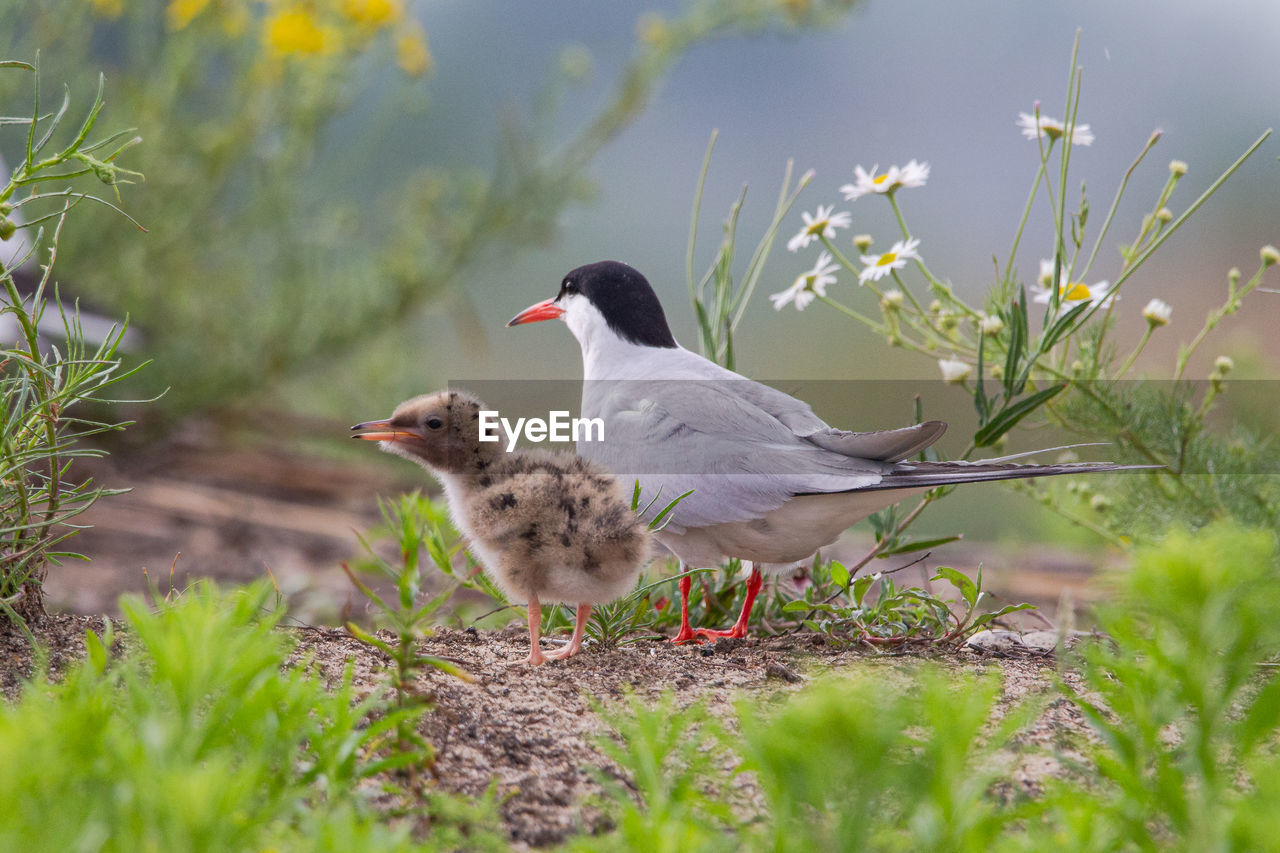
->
[[452, 449, 648, 607], [354, 390, 648, 663]]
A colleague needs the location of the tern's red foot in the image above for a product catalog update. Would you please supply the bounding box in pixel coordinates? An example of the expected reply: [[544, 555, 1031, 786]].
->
[[693, 625, 748, 641], [670, 624, 706, 644], [669, 572, 705, 644]]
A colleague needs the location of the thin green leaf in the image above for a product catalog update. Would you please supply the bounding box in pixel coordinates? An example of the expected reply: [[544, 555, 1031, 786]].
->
[[879, 534, 962, 556], [973, 383, 1065, 447]]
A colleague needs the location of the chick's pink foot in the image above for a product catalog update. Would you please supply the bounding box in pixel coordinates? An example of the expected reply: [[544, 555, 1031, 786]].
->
[[542, 603, 592, 661]]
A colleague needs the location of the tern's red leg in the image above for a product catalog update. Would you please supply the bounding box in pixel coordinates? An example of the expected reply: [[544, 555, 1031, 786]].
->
[[695, 563, 763, 641], [544, 603, 593, 660], [670, 571, 704, 644]]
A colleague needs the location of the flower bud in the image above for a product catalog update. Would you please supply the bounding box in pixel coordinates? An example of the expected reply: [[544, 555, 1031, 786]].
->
[[1169, 160, 1188, 177], [1214, 355, 1234, 375], [980, 314, 1004, 337], [1156, 207, 1173, 224], [880, 289, 903, 311], [1143, 298, 1172, 327], [853, 233, 873, 252], [937, 357, 971, 384], [0, 218, 14, 241], [1262, 245, 1279, 267], [1090, 493, 1111, 512]]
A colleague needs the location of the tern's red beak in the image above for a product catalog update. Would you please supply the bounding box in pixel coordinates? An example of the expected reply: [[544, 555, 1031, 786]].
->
[[506, 298, 565, 326]]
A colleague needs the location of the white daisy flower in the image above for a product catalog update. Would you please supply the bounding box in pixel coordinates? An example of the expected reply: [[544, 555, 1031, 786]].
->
[[858, 237, 920, 283], [1142, 298, 1172, 327], [840, 160, 930, 201], [980, 314, 1005, 336], [938, 357, 972, 384], [771, 251, 840, 311], [1017, 112, 1094, 146], [786, 204, 852, 252], [1030, 262, 1117, 309]]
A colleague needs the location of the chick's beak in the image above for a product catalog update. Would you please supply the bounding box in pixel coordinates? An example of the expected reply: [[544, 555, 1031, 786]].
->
[[506, 297, 565, 327], [350, 419, 414, 442]]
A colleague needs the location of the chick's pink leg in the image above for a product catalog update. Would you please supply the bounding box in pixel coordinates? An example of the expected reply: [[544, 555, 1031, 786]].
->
[[525, 594, 548, 666], [695, 563, 763, 641], [544, 603, 592, 660], [670, 571, 703, 644]]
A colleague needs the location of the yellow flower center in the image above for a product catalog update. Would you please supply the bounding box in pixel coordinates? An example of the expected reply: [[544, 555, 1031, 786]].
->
[[1060, 282, 1092, 300], [342, 0, 400, 27], [266, 8, 332, 57], [806, 220, 828, 236], [876, 252, 898, 267], [872, 174, 889, 185]]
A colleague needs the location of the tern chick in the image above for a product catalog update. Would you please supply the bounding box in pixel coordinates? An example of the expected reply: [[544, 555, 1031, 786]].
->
[[352, 390, 649, 665]]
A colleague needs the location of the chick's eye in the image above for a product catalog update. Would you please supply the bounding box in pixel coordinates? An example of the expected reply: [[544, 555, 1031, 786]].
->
[[425, 417, 444, 430]]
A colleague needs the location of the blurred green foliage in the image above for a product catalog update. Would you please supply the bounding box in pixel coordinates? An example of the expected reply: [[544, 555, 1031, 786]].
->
[[586, 522, 1280, 852], [0, 0, 858, 418], [0, 581, 507, 851]]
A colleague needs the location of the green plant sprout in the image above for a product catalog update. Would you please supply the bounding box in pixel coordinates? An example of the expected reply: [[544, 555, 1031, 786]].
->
[[0, 56, 145, 630], [342, 492, 473, 786], [782, 555, 1034, 649]]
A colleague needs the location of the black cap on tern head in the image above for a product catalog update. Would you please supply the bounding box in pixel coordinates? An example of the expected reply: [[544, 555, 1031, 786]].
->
[[560, 260, 678, 349]]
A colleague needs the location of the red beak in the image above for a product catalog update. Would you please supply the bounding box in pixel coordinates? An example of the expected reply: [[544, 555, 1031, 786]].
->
[[506, 298, 565, 327]]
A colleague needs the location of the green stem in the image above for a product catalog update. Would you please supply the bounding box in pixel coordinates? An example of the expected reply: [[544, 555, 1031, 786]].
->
[[1115, 324, 1154, 379], [1080, 130, 1162, 282], [1003, 160, 1047, 292]]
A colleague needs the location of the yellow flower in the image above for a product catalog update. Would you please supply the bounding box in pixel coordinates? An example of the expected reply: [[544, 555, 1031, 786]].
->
[[89, 0, 123, 18], [167, 0, 211, 29], [342, 0, 400, 29], [266, 7, 334, 57], [396, 24, 433, 75]]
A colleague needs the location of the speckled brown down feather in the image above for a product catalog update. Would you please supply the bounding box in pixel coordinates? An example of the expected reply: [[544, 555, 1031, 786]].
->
[[352, 390, 649, 665]]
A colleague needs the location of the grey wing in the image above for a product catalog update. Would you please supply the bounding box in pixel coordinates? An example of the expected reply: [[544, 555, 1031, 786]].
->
[[580, 379, 893, 531], [725, 376, 948, 462]]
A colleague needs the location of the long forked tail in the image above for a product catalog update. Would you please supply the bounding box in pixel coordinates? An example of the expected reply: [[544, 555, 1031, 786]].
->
[[864, 458, 1159, 491]]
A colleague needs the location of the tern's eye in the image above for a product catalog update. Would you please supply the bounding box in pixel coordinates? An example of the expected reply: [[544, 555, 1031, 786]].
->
[[425, 416, 444, 430], [561, 278, 577, 294]]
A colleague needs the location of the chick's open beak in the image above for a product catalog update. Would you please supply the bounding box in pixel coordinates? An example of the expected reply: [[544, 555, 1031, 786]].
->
[[350, 419, 414, 442], [506, 298, 565, 327]]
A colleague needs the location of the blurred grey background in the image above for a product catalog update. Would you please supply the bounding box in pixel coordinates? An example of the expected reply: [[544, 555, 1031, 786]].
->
[[387, 0, 1279, 389]]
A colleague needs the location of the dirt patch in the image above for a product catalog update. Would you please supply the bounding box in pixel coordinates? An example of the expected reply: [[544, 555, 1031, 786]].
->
[[5, 611, 1088, 848], [291, 624, 1076, 847], [0, 612, 106, 700]]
